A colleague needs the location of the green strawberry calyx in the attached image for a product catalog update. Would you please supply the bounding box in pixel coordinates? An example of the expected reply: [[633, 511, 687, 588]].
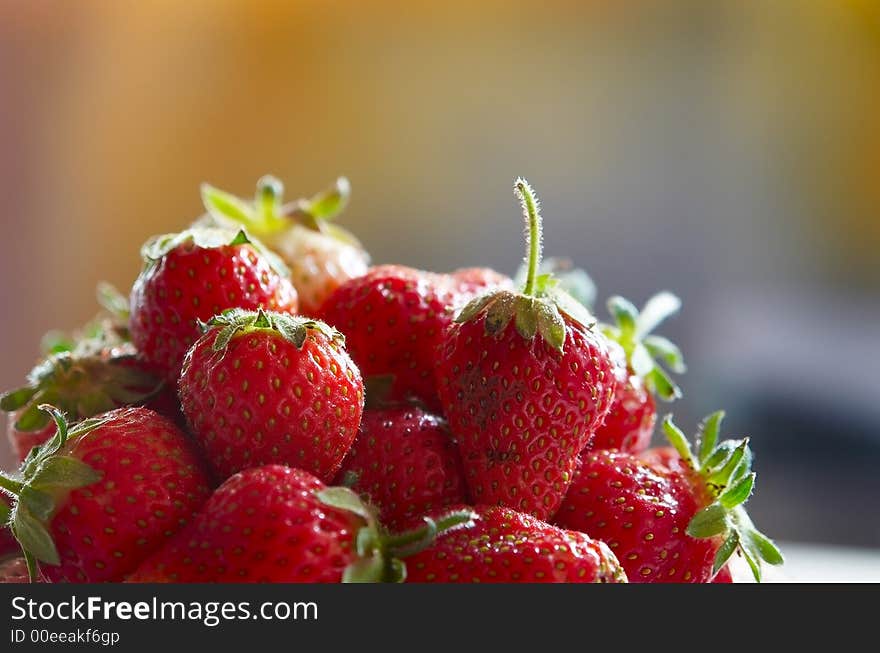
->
[[456, 178, 596, 352], [140, 227, 290, 278], [0, 343, 164, 434], [662, 411, 784, 582], [602, 293, 685, 401], [317, 487, 476, 582], [202, 308, 344, 352], [201, 175, 364, 249], [0, 405, 106, 581]]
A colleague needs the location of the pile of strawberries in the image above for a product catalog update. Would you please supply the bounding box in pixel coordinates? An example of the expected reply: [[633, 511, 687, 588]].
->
[[0, 176, 782, 583]]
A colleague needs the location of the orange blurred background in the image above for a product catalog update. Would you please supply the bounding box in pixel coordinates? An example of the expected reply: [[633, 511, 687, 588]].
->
[[1, 1, 879, 547]]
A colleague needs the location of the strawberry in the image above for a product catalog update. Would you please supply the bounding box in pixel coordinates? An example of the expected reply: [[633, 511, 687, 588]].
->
[[129, 227, 298, 382], [435, 179, 618, 520], [201, 176, 370, 316], [590, 292, 686, 454], [712, 564, 734, 583], [127, 465, 474, 583], [555, 411, 783, 582], [403, 505, 626, 583], [179, 309, 364, 482], [1, 338, 168, 463], [448, 268, 515, 306], [319, 265, 508, 409], [0, 405, 212, 582], [336, 404, 468, 530]]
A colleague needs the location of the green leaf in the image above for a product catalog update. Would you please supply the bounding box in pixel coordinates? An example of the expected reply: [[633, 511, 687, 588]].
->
[[484, 294, 516, 335], [12, 507, 59, 566], [95, 282, 130, 319], [30, 456, 102, 491], [316, 487, 373, 522], [643, 335, 686, 374], [13, 404, 51, 432], [606, 296, 638, 337], [713, 530, 740, 574], [301, 176, 351, 222], [647, 367, 681, 402], [707, 439, 750, 490], [686, 503, 728, 539], [702, 441, 736, 472], [0, 386, 38, 412], [661, 415, 695, 467], [342, 554, 386, 583], [549, 287, 595, 332], [630, 343, 654, 378], [719, 472, 755, 509], [535, 301, 566, 351], [19, 487, 55, 521], [513, 296, 539, 341], [455, 293, 494, 324], [747, 528, 784, 566], [201, 183, 256, 226], [228, 229, 251, 246], [634, 292, 681, 340], [741, 544, 762, 582], [697, 411, 724, 465], [0, 500, 10, 525]]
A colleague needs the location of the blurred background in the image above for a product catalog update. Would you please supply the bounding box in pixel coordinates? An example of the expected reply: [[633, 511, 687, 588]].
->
[[1, 1, 878, 558]]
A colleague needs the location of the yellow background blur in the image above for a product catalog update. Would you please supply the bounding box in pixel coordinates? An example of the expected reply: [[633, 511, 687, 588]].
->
[[1, 1, 878, 546]]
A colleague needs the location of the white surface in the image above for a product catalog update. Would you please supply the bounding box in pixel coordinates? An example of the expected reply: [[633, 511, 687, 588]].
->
[[730, 541, 880, 583]]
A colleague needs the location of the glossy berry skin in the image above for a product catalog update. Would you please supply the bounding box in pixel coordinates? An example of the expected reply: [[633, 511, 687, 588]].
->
[[712, 565, 733, 583], [38, 407, 212, 583], [589, 372, 656, 454], [336, 406, 468, 531], [179, 325, 364, 483], [128, 465, 362, 583], [404, 505, 626, 583], [130, 238, 298, 381], [435, 317, 618, 521], [554, 449, 717, 583], [319, 265, 508, 409], [448, 268, 514, 306]]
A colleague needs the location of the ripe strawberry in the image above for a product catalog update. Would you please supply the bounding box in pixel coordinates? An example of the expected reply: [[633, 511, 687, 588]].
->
[[319, 265, 508, 409], [403, 505, 626, 583], [127, 465, 474, 583], [555, 411, 783, 582], [448, 267, 514, 306], [129, 227, 298, 381], [590, 293, 686, 454], [712, 564, 734, 583], [179, 309, 364, 482], [201, 176, 370, 316], [336, 405, 468, 530], [0, 405, 212, 582], [435, 179, 618, 520], [1, 339, 168, 462]]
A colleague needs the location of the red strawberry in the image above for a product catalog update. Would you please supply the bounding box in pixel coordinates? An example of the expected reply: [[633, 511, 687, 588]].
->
[[127, 465, 473, 583], [336, 405, 467, 530], [0, 405, 212, 582], [318, 264, 508, 409], [129, 227, 298, 381], [179, 309, 364, 482], [590, 293, 685, 454], [435, 179, 618, 520], [403, 505, 626, 583], [555, 411, 783, 582], [201, 176, 370, 316], [2, 339, 168, 462]]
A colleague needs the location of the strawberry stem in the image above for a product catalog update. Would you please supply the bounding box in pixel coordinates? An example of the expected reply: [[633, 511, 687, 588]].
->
[[515, 178, 543, 297], [385, 509, 476, 557]]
